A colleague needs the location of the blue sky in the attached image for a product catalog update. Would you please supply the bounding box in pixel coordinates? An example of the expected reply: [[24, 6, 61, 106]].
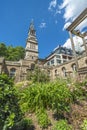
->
[[0, 0, 87, 58]]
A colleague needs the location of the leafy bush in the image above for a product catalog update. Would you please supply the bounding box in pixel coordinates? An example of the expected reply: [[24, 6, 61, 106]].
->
[[16, 79, 74, 129], [81, 119, 87, 130], [50, 80, 72, 114], [27, 66, 50, 83], [11, 118, 33, 130], [52, 120, 72, 130], [18, 79, 72, 116], [36, 108, 51, 129], [71, 82, 86, 102], [0, 74, 22, 129]]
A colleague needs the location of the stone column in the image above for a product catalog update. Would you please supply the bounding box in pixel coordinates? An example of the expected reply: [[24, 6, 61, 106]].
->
[[69, 31, 79, 72], [82, 37, 87, 56]]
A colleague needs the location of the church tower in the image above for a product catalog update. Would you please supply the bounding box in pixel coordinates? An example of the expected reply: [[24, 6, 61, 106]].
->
[[25, 21, 38, 61]]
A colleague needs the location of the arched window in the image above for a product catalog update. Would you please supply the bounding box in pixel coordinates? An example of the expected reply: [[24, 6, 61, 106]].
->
[[55, 69, 57, 76], [31, 63, 35, 70], [9, 68, 16, 77], [85, 59, 87, 65], [72, 63, 77, 71], [48, 70, 50, 76], [62, 67, 66, 77]]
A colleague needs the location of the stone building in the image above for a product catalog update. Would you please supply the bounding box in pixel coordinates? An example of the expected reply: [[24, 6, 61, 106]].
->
[[48, 55, 87, 80], [47, 8, 87, 80], [0, 21, 39, 82], [0, 8, 87, 82], [44, 45, 73, 67]]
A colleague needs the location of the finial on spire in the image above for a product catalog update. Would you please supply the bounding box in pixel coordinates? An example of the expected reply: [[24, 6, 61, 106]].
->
[[31, 18, 34, 23], [30, 19, 35, 30], [28, 20, 36, 39]]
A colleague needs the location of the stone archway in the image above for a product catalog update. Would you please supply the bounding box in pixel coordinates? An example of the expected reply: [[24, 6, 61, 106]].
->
[[72, 63, 77, 72], [62, 67, 67, 77]]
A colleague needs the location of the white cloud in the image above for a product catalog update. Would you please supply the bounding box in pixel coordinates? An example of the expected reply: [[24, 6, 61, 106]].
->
[[48, 0, 57, 11], [63, 36, 84, 52], [55, 9, 61, 15], [39, 22, 46, 28], [60, 0, 87, 31], [63, 38, 72, 49]]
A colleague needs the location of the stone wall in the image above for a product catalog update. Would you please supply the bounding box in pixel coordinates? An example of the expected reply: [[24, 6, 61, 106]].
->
[[0, 55, 87, 82], [50, 55, 87, 80], [5, 59, 36, 82]]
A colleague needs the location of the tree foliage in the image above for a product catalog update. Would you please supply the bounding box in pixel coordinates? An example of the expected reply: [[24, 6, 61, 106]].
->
[[0, 43, 7, 57], [0, 43, 25, 61]]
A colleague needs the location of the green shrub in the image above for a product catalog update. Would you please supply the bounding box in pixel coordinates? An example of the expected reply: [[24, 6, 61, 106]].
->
[[52, 120, 72, 130], [21, 118, 33, 128], [81, 119, 87, 130], [36, 108, 51, 129], [18, 79, 72, 115], [11, 118, 33, 130], [0, 74, 22, 129], [27, 66, 50, 83], [16, 78, 72, 129], [71, 82, 86, 102], [50, 80, 72, 114]]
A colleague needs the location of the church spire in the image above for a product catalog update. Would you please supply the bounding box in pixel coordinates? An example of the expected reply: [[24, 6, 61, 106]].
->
[[30, 19, 34, 31], [25, 20, 38, 60], [28, 20, 36, 39]]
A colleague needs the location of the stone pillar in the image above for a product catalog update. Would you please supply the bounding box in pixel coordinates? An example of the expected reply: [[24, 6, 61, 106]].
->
[[19, 60, 23, 82], [69, 31, 79, 72], [61, 54, 63, 64], [54, 56, 57, 66], [82, 37, 87, 56]]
